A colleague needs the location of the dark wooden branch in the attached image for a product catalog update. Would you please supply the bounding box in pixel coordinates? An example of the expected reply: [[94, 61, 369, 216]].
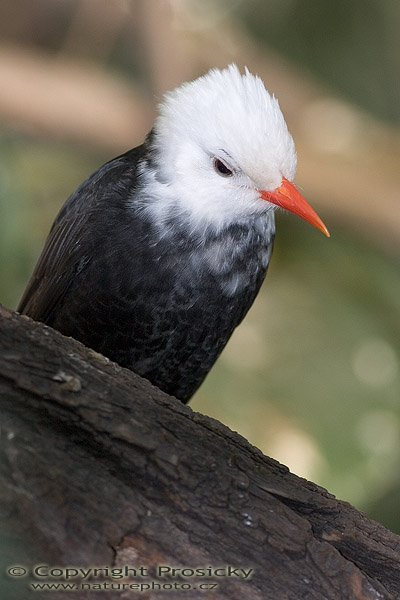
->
[[1, 304, 399, 599]]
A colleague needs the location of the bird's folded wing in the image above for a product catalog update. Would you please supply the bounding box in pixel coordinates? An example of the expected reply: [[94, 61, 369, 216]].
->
[[17, 208, 90, 324], [17, 145, 146, 325]]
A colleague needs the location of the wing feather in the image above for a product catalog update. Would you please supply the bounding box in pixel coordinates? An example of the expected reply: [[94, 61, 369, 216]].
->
[[17, 210, 89, 323], [17, 144, 145, 324]]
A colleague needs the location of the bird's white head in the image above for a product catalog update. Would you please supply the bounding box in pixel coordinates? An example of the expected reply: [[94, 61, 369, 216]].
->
[[143, 65, 329, 237]]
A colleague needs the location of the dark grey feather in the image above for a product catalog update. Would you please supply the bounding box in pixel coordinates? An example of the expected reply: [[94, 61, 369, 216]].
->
[[18, 142, 274, 402]]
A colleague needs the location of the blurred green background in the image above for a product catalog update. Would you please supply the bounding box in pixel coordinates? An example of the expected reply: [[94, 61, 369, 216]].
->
[[0, 0, 399, 547]]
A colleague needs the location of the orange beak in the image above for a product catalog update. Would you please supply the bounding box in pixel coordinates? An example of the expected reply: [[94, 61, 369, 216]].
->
[[259, 177, 330, 237]]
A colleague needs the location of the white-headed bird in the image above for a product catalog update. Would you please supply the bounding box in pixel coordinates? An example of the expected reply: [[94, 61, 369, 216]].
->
[[18, 65, 329, 402]]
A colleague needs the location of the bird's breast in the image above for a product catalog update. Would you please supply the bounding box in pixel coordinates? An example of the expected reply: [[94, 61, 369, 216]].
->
[[187, 216, 275, 299]]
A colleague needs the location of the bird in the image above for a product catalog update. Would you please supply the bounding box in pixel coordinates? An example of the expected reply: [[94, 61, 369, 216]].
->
[[18, 65, 329, 403]]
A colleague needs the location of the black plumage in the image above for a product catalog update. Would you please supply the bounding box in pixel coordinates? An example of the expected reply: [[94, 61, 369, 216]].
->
[[18, 139, 274, 402], [18, 65, 329, 402]]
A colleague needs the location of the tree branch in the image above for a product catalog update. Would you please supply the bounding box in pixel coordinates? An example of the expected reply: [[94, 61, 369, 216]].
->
[[0, 304, 399, 599]]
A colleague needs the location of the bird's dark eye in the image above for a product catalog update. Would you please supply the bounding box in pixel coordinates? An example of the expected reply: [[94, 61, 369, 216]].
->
[[213, 158, 233, 177]]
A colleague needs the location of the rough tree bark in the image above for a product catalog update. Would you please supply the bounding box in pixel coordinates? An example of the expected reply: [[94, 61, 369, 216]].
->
[[0, 304, 399, 600]]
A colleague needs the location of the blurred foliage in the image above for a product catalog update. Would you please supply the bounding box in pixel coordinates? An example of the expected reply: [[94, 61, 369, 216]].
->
[[0, 134, 104, 307], [241, 0, 400, 124]]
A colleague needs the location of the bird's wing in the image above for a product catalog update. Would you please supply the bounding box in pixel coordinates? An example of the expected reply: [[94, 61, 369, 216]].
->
[[18, 144, 147, 324], [17, 205, 91, 324]]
